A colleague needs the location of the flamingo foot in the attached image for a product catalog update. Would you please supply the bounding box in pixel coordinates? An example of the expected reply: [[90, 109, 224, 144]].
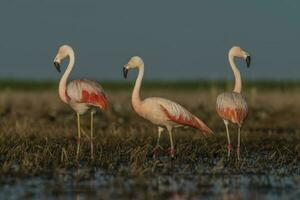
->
[[227, 144, 232, 158], [153, 147, 160, 160], [168, 148, 176, 160]]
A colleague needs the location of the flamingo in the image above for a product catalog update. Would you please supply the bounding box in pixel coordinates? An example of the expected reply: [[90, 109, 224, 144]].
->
[[53, 45, 107, 160], [123, 56, 213, 159], [216, 46, 251, 160]]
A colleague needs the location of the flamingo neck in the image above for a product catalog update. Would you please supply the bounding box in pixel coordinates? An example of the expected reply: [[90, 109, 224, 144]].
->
[[132, 63, 144, 112], [229, 54, 242, 93], [59, 51, 75, 103]]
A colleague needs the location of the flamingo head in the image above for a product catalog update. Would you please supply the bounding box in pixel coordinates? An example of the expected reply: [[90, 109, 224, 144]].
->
[[229, 46, 251, 68], [53, 45, 74, 73], [123, 56, 143, 79]]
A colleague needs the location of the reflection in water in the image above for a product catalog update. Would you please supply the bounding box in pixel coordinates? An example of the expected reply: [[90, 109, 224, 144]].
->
[[0, 170, 299, 199]]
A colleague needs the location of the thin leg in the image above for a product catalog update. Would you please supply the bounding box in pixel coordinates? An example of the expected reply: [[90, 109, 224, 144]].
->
[[224, 120, 232, 158], [237, 125, 241, 160], [167, 126, 175, 159], [76, 113, 81, 160], [90, 111, 94, 160], [153, 127, 164, 159]]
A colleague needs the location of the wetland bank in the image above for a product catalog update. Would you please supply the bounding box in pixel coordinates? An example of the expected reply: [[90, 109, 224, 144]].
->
[[0, 81, 299, 199]]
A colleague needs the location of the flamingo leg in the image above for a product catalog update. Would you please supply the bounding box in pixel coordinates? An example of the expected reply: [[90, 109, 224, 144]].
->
[[223, 120, 232, 158], [90, 111, 94, 160], [167, 127, 175, 159], [76, 113, 81, 160], [237, 125, 241, 160], [153, 127, 164, 159]]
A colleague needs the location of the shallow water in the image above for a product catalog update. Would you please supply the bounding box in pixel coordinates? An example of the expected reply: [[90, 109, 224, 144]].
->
[[0, 168, 299, 200]]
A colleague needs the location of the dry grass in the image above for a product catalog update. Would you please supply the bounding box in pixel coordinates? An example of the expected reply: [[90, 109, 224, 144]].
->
[[0, 87, 299, 198], [0, 88, 299, 175]]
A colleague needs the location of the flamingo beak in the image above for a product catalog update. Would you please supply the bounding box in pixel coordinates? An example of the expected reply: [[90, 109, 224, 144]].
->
[[123, 66, 128, 79], [54, 61, 61, 73], [245, 56, 251, 68]]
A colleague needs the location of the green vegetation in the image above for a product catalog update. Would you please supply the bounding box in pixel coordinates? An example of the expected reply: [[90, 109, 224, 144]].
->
[[1, 79, 300, 91]]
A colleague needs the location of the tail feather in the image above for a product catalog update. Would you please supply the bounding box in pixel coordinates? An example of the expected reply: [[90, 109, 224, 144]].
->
[[193, 116, 214, 135], [159, 104, 213, 135]]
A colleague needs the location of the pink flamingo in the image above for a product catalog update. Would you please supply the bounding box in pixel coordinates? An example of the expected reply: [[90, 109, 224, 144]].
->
[[123, 56, 213, 159], [216, 46, 251, 160], [53, 45, 107, 159]]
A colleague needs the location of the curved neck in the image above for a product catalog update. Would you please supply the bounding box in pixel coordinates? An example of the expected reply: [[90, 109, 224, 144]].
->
[[59, 51, 75, 103], [229, 55, 242, 93], [132, 64, 144, 110]]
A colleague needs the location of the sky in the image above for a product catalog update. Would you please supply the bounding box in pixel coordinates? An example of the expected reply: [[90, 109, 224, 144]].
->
[[0, 0, 299, 81]]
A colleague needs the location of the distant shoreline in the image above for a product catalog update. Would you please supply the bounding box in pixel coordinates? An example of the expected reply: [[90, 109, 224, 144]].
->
[[0, 79, 300, 91]]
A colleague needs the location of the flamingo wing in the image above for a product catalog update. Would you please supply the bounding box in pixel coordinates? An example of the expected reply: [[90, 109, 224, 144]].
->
[[216, 92, 248, 124], [156, 98, 213, 135], [67, 79, 107, 110]]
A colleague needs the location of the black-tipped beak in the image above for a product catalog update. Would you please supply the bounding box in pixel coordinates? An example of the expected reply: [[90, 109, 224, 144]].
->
[[54, 62, 61, 73], [123, 67, 128, 79], [246, 56, 251, 68]]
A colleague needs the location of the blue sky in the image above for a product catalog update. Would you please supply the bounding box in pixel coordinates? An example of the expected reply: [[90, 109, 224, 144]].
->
[[0, 0, 299, 80]]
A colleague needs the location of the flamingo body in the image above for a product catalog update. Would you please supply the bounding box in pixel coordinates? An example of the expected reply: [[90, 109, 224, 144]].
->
[[216, 92, 248, 125], [67, 79, 107, 114], [216, 46, 251, 160], [123, 56, 213, 159], [53, 45, 107, 159], [136, 97, 213, 134]]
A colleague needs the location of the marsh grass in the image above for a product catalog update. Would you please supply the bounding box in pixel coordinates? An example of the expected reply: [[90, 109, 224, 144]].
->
[[0, 83, 299, 198], [0, 88, 299, 175]]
